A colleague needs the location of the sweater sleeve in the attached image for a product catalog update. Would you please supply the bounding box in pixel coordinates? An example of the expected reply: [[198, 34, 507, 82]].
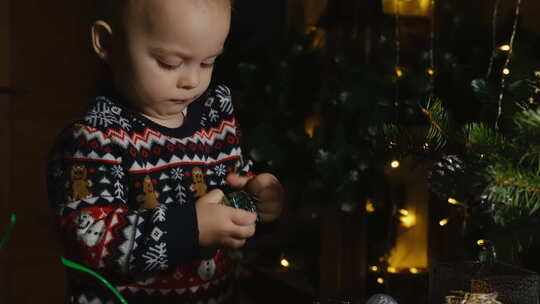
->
[[46, 123, 200, 279], [212, 84, 253, 177]]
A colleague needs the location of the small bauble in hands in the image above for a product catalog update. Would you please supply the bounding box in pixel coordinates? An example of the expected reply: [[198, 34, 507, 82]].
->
[[366, 294, 398, 304]]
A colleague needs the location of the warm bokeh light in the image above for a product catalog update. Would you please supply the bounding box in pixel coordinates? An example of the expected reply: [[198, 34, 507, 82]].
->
[[365, 200, 376, 213], [498, 44, 511, 51], [400, 213, 416, 228], [280, 258, 290, 268], [409, 267, 419, 274], [390, 160, 400, 168], [447, 197, 459, 205], [370, 265, 379, 272], [395, 67, 404, 78], [382, 0, 432, 17], [426, 68, 435, 76], [377, 277, 385, 284], [477, 239, 486, 246], [439, 218, 449, 226], [503, 68, 510, 75], [399, 209, 409, 216], [387, 266, 397, 273]]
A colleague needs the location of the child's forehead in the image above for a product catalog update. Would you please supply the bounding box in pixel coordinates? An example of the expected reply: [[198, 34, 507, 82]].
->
[[126, 0, 231, 40]]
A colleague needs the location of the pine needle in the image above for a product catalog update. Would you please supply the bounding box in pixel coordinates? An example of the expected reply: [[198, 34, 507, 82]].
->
[[422, 99, 449, 149]]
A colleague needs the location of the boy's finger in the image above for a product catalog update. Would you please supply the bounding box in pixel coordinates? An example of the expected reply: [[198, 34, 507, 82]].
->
[[225, 237, 246, 249], [230, 224, 256, 240], [229, 208, 257, 226], [225, 173, 253, 189], [245, 173, 281, 197], [197, 189, 224, 204]]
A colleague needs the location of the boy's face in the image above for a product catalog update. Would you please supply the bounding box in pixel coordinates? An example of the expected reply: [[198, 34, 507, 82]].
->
[[105, 0, 231, 117]]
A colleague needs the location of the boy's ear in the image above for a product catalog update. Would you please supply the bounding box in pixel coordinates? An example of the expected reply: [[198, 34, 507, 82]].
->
[[91, 20, 113, 62]]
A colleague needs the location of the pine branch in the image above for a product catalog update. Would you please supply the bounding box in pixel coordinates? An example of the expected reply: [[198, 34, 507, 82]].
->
[[514, 107, 540, 135], [463, 123, 505, 154], [494, 177, 540, 194], [487, 164, 540, 225], [422, 99, 449, 150]]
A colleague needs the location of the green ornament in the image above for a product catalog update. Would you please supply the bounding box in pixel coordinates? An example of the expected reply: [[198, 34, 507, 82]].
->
[[221, 191, 259, 221]]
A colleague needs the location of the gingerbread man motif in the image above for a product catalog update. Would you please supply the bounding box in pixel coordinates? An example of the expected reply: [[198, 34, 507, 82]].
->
[[67, 164, 93, 201], [136, 175, 160, 209], [189, 167, 207, 198]]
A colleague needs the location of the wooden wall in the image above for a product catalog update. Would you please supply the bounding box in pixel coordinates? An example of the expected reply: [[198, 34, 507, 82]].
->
[[0, 0, 12, 300], [4, 0, 99, 302]]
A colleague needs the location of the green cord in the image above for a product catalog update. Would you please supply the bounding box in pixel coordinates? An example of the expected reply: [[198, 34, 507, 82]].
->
[[1, 214, 127, 303], [60, 257, 128, 304], [0, 213, 16, 250]]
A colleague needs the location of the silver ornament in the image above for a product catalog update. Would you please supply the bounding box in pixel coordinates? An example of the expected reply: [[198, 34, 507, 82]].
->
[[366, 294, 398, 304]]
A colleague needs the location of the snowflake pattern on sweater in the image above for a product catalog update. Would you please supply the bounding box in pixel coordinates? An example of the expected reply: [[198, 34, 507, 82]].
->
[[47, 85, 251, 304]]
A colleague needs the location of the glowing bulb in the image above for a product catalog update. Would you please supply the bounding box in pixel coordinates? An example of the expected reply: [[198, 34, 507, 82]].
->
[[498, 44, 511, 51], [390, 160, 400, 168], [423, 142, 429, 150], [503, 68, 510, 75], [426, 68, 435, 76], [387, 266, 397, 273], [377, 277, 385, 284], [439, 218, 449, 226], [409, 267, 419, 274], [400, 213, 416, 228], [448, 198, 459, 205], [370, 266, 379, 272], [477, 239, 486, 246], [399, 209, 409, 216], [365, 200, 375, 213], [395, 67, 404, 78], [281, 258, 290, 268]]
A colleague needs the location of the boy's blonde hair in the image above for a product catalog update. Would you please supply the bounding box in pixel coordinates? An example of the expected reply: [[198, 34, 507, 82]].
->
[[95, 0, 234, 25]]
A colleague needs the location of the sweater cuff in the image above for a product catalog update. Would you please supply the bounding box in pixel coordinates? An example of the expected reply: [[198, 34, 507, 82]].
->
[[166, 203, 200, 265]]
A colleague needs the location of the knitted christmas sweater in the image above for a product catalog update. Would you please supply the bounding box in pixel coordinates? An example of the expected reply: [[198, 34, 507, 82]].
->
[[47, 84, 251, 304]]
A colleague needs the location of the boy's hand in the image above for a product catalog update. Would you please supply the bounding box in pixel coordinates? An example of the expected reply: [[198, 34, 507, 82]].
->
[[195, 189, 257, 249], [226, 173, 284, 223]]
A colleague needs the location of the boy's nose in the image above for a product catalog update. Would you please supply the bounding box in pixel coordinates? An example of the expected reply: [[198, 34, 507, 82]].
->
[[177, 66, 200, 90]]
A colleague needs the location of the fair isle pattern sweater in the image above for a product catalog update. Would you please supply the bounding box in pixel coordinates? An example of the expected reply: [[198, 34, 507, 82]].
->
[[47, 85, 251, 304]]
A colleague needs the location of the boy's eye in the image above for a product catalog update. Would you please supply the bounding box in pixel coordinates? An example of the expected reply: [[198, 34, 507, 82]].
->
[[157, 58, 181, 70], [201, 57, 218, 68]]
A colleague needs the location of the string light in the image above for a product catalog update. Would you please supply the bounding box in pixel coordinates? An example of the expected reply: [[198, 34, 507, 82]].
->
[[377, 277, 385, 284], [370, 265, 379, 272], [495, 0, 523, 129], [409, 267, 420, 274], [399, 209, 409, 216], [423, 142, 430, 150], [390, 160, 400, 168], [439, 218, 449, 226], [448, 197, 459, 205], [395, 66, 404, 78], [477, 239, 486, 246], [393, 0, 401, 109], [498, 44, 511, 51], [486, 0, 501, 79], [365, 200, 376, 213], [280, 258, 290, 268], [427, 0, 436, 100], [400, 213, 416, 228], [387, 266, 397, 273]]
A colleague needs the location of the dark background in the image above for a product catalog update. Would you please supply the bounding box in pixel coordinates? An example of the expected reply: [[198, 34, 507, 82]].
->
[[1, 0, 540, 303]]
